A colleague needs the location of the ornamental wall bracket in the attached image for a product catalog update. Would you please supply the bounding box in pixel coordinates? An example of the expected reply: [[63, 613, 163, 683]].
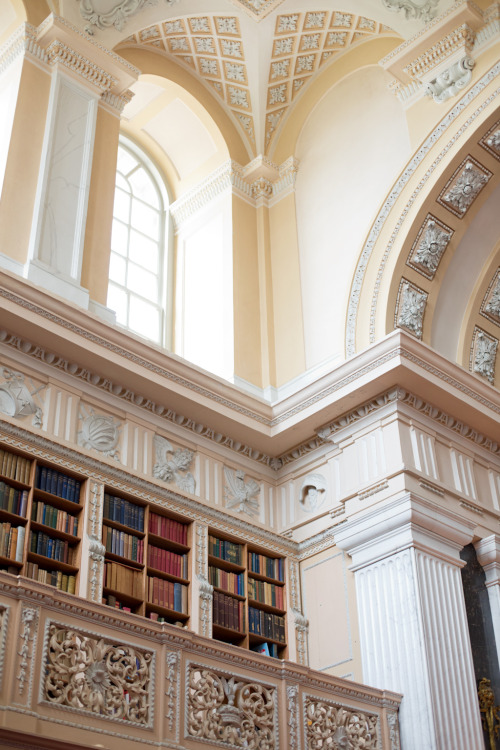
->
[[425, 56, 475, 103], [77, 0, 181, 35], [153, 435, 195, 493], [0, 367, 46, 428], [224, 467, 260, 517], [382, 0, 439, 22]]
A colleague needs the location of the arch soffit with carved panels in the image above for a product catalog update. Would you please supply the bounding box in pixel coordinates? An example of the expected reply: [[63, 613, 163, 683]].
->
[[349, 54, 500, 380]]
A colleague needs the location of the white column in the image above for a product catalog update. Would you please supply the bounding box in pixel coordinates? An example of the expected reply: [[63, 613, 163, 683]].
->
[[475, 535, 500, 668], [335, 494, 483, 750]]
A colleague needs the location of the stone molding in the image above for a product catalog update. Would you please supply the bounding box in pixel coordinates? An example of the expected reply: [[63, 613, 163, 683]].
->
[[334, 493, 476, 570], [169, 156, 299, 230], [474, 534, 500, 585]]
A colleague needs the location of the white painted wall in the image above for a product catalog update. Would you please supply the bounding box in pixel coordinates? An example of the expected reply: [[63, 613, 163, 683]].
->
[[295, 65, 411, 367]]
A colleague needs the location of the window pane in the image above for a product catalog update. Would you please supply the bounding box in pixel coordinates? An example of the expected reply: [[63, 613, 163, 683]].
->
[[129, 295, 160, 340], [131, 199, 159, 238], [129, 229, 159, 271], [107, 284, 128, 325], [116, 173, 130, 192], [128, 167, 160, 207], [116, 147, 137, 176], [127, 261, 157, 298], [111, 219, 128, 256], [113, 188, 130, 223], [109, 252, 126, 285]]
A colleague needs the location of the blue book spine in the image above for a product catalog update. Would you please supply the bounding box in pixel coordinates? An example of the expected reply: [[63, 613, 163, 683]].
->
[[174, 583, 182, 613], [35, 465, 41, 489], [40, 467, 47, 492], [50, 470, 58, 496], [57, 473, 64, 498], [61, 475, 68, 500]]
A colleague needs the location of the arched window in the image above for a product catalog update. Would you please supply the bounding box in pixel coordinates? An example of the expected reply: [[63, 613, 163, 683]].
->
[[107, 140, 169, 344]]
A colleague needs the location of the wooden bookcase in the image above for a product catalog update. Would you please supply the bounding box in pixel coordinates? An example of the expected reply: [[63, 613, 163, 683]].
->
[[0, 444, 83, 593], [102, 489, 191, 626], [209, 531, 287, 658]]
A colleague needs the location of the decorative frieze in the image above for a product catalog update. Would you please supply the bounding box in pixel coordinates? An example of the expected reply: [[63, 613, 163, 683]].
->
[[153, 435, 195, 493], [471, 327, 498, 384], [304, 694, 379, 749], [165, 650, 180, 737], [287, 684, 300, 750], [0, 606, 8, 691], [407, 214, 453, 279], [15, 604, 39, 705], [186, 664, 277, 748], [395, 280, 427, 338], [43, 622, 154, 726], [87, 481, 105, 603], [293, 609, 309, 666], [197, 576, 214, 639], [403, 24, 477, 81], [224, 467, 260, 517], [437, 157, 491, 218]]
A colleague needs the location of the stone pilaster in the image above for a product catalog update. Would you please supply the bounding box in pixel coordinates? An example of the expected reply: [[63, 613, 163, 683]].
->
[[475, 534, 500, 669], [335, 494, 483, 750]]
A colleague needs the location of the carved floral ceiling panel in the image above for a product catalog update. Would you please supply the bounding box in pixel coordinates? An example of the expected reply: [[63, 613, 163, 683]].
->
[[118, 11, 396, 154], [229, 0, 286, 21]]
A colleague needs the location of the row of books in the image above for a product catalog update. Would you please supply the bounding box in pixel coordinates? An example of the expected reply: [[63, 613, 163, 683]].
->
[[103, 561, 143, 599], [249, 607, 285, 643], [147, 576, 187, 613], [248, 577, 284, 609], [248, 552, 284, 582], [213, 590, 245, 632], [103, 493, 144, 532], [29, 530, 74, 564], [32, 500, 79, 536], [250, 642, 279, 658], [35, 466, 81, 504], [26, 562, 76, 593], [208, 535, 242, 565], [0, 483, 28, 517], [147, 545, 188, 579], [102, 525, 144, 563], [209, 565, 244, 596], [149, 512, 187, 545], [0, 450, 31, 485], [0, 522, 25, 562], [103, 594, 133, 613]]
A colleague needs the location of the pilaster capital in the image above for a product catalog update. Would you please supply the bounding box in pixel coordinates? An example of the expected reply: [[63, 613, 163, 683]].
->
[[474, 534, 500, 586], [334, 493, 476, 570]]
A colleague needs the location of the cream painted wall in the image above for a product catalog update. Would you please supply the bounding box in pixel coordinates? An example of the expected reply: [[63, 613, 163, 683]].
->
[[295, 65, 411, 369]]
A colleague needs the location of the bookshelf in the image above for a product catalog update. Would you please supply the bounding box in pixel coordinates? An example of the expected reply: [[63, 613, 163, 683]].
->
[[209, 532, 287, 658], [102, 491, 190, 625], [0, 445, 83, 593]]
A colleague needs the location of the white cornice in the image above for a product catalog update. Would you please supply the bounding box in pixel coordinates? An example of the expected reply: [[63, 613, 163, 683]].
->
[[169, 156, 299, 230]]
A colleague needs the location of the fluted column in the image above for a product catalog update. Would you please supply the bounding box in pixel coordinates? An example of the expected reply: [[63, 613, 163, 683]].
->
[[475, 535, 500, 668], [335, 494, 483, 750]]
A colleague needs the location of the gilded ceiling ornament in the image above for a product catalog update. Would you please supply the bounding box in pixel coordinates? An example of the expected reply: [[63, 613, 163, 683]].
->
[[224, 467, 260, 516], [396, 280, 427, 338], [382, 0, 439, 22], [77, 0, 180, 34]]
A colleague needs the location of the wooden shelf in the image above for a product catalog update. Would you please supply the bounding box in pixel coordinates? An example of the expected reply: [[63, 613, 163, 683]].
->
[[104, 551, 144, 568], [148, 532, 189, 553], [33, 490, 82, 514], [248, 598, 286, 615], [102, 517, 145, 537], [208, 554, 245, 573], [103, 586, 143, 607], [248, 632, 286, 648], [30, 521, 79, 544], [28, 552, 78, 574], [0, 509, 28, 524], [146, 601, 189, 620], [0, 554, 22, 568], [0, 475, 31, 491], [147, 565, 189, 584], [248, 570, 284, 585], [214, 585, 245, 601], [213, 623, 246, 639]]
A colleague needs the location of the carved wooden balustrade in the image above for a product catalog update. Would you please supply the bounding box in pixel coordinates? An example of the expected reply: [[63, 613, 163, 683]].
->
[[0, 573, 401, 750]]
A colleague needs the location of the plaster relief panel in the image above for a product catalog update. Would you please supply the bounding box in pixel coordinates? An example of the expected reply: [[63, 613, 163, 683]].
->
[[406, 214, 453, 280], [78, 404, 121, 460], [437, 157, 492, 219], [395, 279, 427, 338], [479, 121, 500, 162], [224, 466, 260, 517], [299, 473, 327, 514], [470, 327, 498, 384], [480, 269, 500, 327], [153, 435, 196, 493], [0, 366, 45, 428], [302, 552, 353, 674], [305, 694, 380, 750]]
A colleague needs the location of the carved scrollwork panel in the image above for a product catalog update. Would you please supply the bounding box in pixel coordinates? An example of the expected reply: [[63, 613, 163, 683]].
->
[[395, 280, 427, 338], [42, 622, 154, 727], [186, 663, 277, 748], [437, 157, 492, 218], [14, 604, 39, 707], [0, 605, 8, 691], [406, 214, 453, 280], [304, 694, 380, 749]]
